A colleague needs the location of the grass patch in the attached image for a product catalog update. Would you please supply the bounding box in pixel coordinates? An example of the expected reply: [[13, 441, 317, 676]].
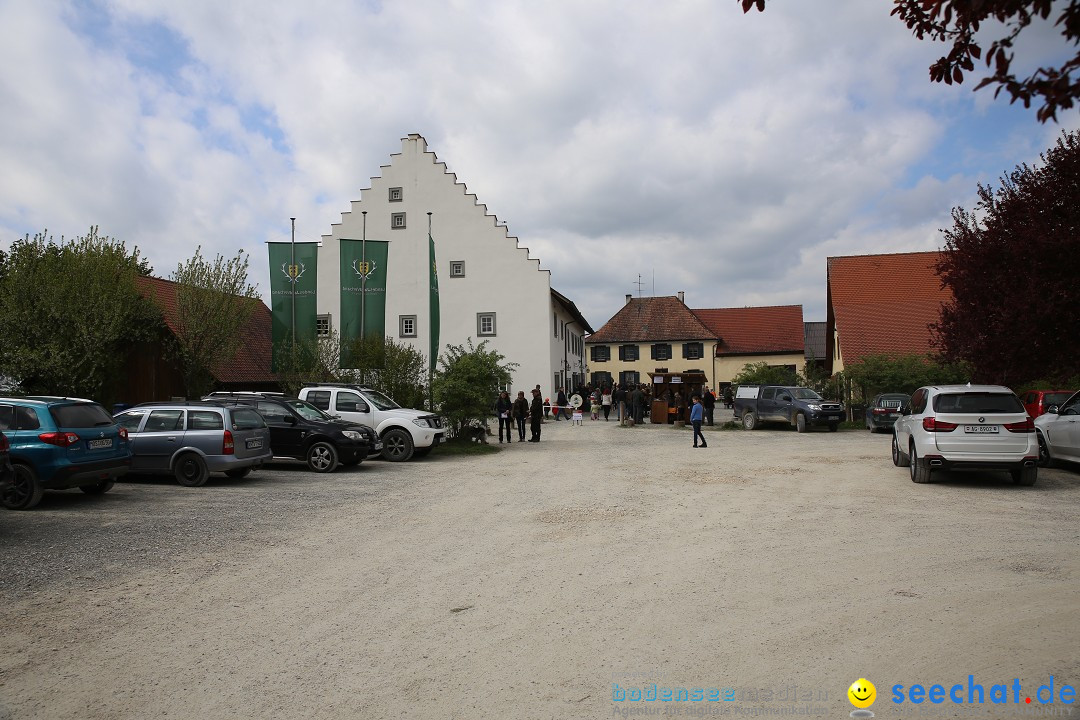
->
[[429, 439, 501, 456]]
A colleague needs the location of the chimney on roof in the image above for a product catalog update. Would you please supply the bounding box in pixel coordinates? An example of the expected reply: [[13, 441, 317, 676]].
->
[[677, 291, 685, 304], [625, 294, 632, 305]]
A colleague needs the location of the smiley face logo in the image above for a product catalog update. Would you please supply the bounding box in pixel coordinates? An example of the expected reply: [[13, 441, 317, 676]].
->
[[848, 678, 876, 709]]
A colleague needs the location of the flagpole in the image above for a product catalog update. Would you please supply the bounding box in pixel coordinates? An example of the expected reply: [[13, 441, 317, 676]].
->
[[427, 212, 434, 413], [290, 217, 296, 348], [361, 211, 367, 344]]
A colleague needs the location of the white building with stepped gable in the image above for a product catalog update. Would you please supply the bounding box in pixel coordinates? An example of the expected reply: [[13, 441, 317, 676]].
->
[[316, 133, 591, 396]]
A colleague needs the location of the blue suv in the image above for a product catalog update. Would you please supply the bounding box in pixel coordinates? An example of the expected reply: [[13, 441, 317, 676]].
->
[[0, 397, 133, 510]]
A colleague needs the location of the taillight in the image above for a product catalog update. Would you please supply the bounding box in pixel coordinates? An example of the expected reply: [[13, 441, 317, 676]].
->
[[0, 433, 8, 451], [922, 417, 958, 432], [872, 408, 894, 415], [39, 431, 80, 447], [1004, 418, 1035, 433], [118, 427, 128, 441], [223, 430, 234, 455]]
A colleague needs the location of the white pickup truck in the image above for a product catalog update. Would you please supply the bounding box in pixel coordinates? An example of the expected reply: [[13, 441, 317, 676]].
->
[[298, 384, 445, 461]]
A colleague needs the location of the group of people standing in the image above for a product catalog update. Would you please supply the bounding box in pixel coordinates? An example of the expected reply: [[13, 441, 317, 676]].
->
[[494, 387, 546, 443]]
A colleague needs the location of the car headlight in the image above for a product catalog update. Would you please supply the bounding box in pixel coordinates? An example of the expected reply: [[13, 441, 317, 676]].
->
[[413, 418, 431, 428], [341, 430, 364, 441], [807, 404, 821, 411]]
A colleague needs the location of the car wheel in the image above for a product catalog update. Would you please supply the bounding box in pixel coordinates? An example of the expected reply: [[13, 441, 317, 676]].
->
[[382, 428, 415, 462], [892, 433, 910, 467], [224, 467, 252, 479], [306, 442, 339, 473], [742, 412, 757, 431], [80, 480, 114, 495], [2, 464, 44, 510], [1011, 466, 1038, 486], [1036, 432, 1054, 468], [795, 413, 807, 433], [174, 452, 210, 487], [909, 442, 932, 483], [828, 422, 839, 432]]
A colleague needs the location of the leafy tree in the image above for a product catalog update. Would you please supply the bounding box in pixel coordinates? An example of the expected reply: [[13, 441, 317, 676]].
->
[[0, 228, 158, 403], [340, 335, 429, 409], [730, 361, 800, 387], [273, 334, 342, 397], [740, 0, 1080, 122], [932, 129, 1080, 386], [431, 339, 516, 437], [843, 353, 971, 399], [167, 247, 260, 398]]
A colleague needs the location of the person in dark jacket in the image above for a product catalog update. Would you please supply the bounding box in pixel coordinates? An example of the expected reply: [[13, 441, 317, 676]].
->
[[630, 385, 645, 425], [702, 387, 716, 426], [494, 391, 513, 443], [528, 388, 544, 442], [556, 389, 568, 420], [512, 391, 529, 442]]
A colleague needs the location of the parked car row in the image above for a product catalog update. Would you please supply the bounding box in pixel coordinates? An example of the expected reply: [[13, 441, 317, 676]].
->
[[1, 385, 446, 510]]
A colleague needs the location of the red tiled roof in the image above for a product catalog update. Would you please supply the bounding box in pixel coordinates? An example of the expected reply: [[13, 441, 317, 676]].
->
[[693, 305, 805, 355], [587, 296, 715, 343], [135, 276, 275, 384], [827, 251, 951, 365]]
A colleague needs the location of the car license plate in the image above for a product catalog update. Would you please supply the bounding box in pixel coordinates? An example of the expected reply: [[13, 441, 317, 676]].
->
[[87, 438, 113, 449], [246, 438, 263, 449], [965, 425, 999, 434]]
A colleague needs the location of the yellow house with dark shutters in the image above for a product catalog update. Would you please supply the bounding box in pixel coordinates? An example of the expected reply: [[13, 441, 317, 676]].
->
[[584, 294, 715, 389], [585, 294, 806, 391]]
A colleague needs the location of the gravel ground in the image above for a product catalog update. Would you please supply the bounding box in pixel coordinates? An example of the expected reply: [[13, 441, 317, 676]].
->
[[1, 419, 1079, 720]]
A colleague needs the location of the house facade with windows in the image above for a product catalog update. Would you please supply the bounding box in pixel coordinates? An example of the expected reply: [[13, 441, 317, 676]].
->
[[584, 295, 716, 389], [826, 251, 951, 375], [314, 134, 591, 396], [585, 296, 806, 390]]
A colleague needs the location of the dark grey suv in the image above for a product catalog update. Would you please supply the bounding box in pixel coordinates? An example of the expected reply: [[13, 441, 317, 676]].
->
[[114, 402, 272, 487]]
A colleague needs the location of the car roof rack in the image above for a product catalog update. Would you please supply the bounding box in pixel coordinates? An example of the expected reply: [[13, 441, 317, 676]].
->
[[302, 382, 374, 391]]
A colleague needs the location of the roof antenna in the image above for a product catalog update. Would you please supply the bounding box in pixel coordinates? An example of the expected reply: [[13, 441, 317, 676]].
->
[[634, 273, 645, 298]]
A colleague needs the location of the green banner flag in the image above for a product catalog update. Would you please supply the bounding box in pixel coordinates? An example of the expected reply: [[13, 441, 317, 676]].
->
[[428, 234, 440, 372], [340, 239, 390, 366], [268, 242, 319, 371]]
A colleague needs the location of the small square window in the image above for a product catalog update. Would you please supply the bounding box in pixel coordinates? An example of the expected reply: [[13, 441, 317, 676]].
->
[[389, 187, 403, 202], [449, 261, 465, 278], [477, 312, 496, 336], [316, 314, 331, 338], [400, 315, 417, 338], [391, 212, 406, 229]]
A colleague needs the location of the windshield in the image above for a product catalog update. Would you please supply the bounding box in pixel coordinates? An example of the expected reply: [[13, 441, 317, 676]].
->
[[364, 389, 401, 411], [792, 388, 823, 400], [286, 399, 333, 422]]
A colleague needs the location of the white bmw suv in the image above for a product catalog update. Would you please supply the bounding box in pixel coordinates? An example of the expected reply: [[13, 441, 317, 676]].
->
[[892, 384, 1038, 485]]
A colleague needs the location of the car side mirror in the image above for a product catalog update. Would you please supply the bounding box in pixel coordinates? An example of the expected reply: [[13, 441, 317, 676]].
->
[[284, 415, 297, 425], [1045, 405, 1060, 415], [899, 406, 910, 416], [779, 394, 792, 402]]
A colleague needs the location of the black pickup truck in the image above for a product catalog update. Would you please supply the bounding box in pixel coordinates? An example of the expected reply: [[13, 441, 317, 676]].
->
[[733, 385, 845, 432]]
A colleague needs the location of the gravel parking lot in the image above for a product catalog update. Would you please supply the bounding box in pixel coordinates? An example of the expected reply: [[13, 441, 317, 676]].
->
[[2, 419, 1079, 719]]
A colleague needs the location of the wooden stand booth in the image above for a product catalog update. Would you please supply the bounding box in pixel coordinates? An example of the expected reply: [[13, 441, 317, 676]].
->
[[649, 371, 707, 424]]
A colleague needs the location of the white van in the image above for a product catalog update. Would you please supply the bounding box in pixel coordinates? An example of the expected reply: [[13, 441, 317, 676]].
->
[[298, 384, 445, 462]]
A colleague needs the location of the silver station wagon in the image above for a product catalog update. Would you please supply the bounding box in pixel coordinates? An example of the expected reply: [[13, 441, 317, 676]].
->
[[114, 401, 272, 486]]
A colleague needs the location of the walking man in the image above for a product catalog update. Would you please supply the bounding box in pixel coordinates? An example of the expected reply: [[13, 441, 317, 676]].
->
[[512, 391, 529, 442], [528, 388, 543, 442], [691, 394, 707, 448]]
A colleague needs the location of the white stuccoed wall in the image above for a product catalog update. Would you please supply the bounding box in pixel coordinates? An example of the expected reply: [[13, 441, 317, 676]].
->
[[317, 134, 584, 397]]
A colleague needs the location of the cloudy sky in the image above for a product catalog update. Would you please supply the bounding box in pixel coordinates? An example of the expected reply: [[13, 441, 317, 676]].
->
[[1, 0, 1076, 329]]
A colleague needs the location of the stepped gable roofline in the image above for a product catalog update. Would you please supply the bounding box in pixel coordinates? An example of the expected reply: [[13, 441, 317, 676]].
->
[[692, 304, 805, 355], [135, 275, 274, 384], [586, 296, 715, 344], [322, 133, 549, 277], [826, 250, 951, 364], [551, 288, 594, 334]]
